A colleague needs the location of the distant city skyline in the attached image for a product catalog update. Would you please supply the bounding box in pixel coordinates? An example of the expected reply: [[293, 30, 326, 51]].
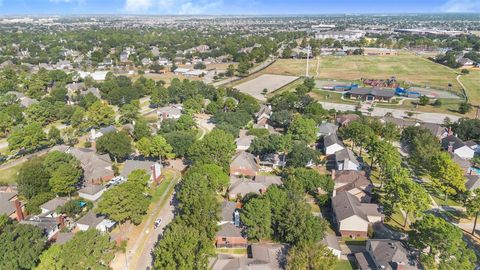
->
[[0, 0, 479, 15]]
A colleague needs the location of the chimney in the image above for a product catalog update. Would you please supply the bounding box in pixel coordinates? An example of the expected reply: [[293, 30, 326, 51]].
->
[[56, 215, 65, 229], [90, 128, 96, 140], [448, 141, 454, 153], [448, 127, 453, 136], [331, 169, 336, 180], [13, 199, 24, 221], [236, 200, 242, 209]]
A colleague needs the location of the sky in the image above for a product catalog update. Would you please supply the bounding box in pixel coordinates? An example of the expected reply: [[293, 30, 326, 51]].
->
[[0, 0, 479, 15]]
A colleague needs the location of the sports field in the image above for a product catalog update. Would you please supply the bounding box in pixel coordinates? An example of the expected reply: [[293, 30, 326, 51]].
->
[[263, 52, 463, 94], [459, 70, 480, 106], [234, 74, 299, 101]]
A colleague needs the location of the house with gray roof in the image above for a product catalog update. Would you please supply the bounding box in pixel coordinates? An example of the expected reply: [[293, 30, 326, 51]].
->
[[51, 146, 114, 183], [332, 191, 383, 238], [347, 88, 395, 102], [236, 130, 255, 151], [318, 122, 338, 137], [442, 135, 475, 159], [89, 125, 116, 141], [0, 190, 24, 221], [255, 104, 272, 129], [324, 133, 345, 155], [466, 175, 480, 191], [216, 201, 245, 248], [7, 91, 39, 108], [40, 197, 69, 216], [228, 175, 282, 200], [230, 151, 259, 177], [355, 239, 416, 270], [212, 244, 287, 270], [120, 159, 162, 182], [21, 216, 62, 240], [322, 234, 342, 258], [158, 104, 182, 122], [76, 210, 115, 232], [335, 148, 359, 171], [78, 184, 106, 201]]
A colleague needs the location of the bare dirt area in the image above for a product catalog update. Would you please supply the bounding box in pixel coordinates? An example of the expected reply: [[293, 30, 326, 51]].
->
[[233, 74, 299, 101]]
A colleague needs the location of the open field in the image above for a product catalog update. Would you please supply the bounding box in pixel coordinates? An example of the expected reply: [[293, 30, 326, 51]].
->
[[459, 70, 480, 106], [262, 53, 463, 94], [234, 74, 299, 101], [0, 162, 22, 185]]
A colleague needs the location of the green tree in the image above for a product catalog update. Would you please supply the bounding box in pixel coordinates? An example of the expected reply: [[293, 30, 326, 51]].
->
[[409, 214, 476, 269], [37, 229, 115, 270], [458, 101, 472, 114], [17, 158, 51, 199], [153, 222, 213, 270], [70, 107, 85, 128], [47, 126, 62, 145], [241, 197, 272, 241], [49, 163, 82, 196], [136, 135, 174, 162], [163, 131, 197, 158], [430, 152, 466, 200], [381, 122, 400, 142], [286, 242, 336, 270], [419, 95, 430, 106], [288, 115, 317, 144], [85, 100, 115, 128], [184, 163, 229, 192], [132, 118, 151, 141], [96, 131, 133, 162], [187, 129, 235, 171], [465, 189, 480, 235], [119, 103, 139, 124], [286, 142, 319, 168], [96, 170, 150, 225], [0, 224, 46, 270], [8, 122, 49, 153]]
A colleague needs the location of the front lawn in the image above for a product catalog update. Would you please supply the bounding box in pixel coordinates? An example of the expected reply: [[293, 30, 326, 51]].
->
[[333, 260, 355, 270], [0, 163, 22, 185], [216, 248, 247, 255]]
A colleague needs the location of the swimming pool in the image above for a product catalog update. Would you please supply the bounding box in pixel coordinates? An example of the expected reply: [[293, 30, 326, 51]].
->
[[469, 167, 480, 175]]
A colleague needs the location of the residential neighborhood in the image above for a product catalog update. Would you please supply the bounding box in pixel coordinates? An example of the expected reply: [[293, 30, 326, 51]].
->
[[0, 4, 479, 270]]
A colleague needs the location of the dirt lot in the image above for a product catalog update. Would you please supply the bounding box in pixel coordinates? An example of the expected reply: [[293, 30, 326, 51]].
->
[[233, 74, 299, 101]]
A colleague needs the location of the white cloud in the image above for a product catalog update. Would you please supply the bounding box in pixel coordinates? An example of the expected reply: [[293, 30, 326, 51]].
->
[[441, 0, 480, 12], [123, 0, 230, 14]]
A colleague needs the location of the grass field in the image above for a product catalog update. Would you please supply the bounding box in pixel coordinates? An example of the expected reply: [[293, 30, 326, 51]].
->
[[459, 70, 480, 106], [0, 163, 22, 185], [263, 52, 463, 94], [333, 260, 355, 270]]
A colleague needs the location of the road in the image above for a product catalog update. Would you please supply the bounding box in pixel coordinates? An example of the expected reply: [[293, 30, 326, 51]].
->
[[110, 169, 180, 270], [318, 101, 460, 124]]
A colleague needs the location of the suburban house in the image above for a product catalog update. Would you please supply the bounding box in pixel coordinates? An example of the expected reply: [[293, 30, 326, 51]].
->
[[51, 145, 115, 184], [212, 244, 287, 270], [228, 175, 282, 199], [318, 122, 338, 137], [355, 239, 415, 270], [89, 125, 116, 141], [257, 153, 286, 171], [332, 191, 383, 238], [216, 201, 246, 248], [0, 187, 24, 221], [173, 67, 190, 75], [55, 232, 74, 244], [347, 88, 395, 102], [21, 216, 64, 240], [7, 91, 39, 108], [120, 160, 162, 183], [76, 210, 116, 232], [466, 140, 479, 154], [419, 123, 449, 140], [158, 104, 182, 122], [322, 234, 342, 258], [332, 170, 372, 203], [78, 184, 106, 201], [442, 135, 475, 159], [466, 175, 480, 191], [40, 197, 69, 217], [451, 153, 472, 174], [324, 133, 345, 155], [230, 151, 260, 177], [335, 148, 360, 171], [337, 114, 360, 127], [254, 104, 272, 129]]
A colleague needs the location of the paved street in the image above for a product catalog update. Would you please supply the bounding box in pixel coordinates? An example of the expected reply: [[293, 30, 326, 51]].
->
[[110, 170, 180, 270]]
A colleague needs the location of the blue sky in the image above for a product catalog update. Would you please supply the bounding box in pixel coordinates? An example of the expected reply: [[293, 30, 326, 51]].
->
[[0, 0, 478, 15]]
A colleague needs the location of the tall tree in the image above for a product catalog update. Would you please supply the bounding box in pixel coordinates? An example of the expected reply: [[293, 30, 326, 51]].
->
[[96, 131, 133, 162], [187, 129, 235, 171], [288, 115, 317, 144], [17, 158, 51, 199], [85, 100, 115, 128], [286, 242, 336, 270], [430, 152, 466, 200], [0, 224, 46, 270], [8, 122, 49, 153], [465, 189, 480, 235], [241, 197, 272, 241]]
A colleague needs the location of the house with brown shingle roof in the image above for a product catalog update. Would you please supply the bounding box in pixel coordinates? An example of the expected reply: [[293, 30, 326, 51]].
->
[[332, 170, 372, 202], [230, 151, 260, 177]]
